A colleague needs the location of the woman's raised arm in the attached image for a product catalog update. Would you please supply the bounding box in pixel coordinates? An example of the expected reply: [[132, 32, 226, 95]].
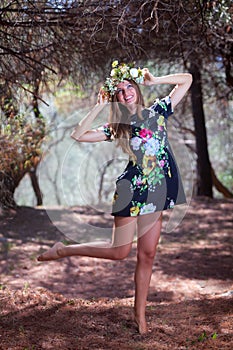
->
[[142, 69, 193, 108], [71, 90, 109, 142]]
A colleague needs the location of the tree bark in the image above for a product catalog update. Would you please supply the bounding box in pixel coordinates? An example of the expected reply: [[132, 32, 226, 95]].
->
[[190, 62, 213, 197], [29, 170, 43, 206], [0, 172, 17, 209], [98, 159, 114, 203]]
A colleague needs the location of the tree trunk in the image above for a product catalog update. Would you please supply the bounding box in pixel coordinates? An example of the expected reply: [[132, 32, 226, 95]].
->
[[29, 169, 43, 205], [98, 159, 114, 203], [0, 172, 17, 209], [190, 62, 213, 197]]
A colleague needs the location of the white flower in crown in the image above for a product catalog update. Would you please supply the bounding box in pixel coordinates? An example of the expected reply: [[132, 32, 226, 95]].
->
[[110, 68, 117, 77], [130, 68, 139, 78], [121, 65, 129, 74], [102, 60, 144, 96]]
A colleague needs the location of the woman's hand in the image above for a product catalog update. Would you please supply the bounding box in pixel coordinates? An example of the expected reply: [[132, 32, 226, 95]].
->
[[142, 68, 156, 86], [97, 88, 110, 105]]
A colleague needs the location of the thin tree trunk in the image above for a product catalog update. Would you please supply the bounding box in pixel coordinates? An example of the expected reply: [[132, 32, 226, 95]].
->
[[29, 170, 43, 205], [190, 62, 213, 197], [98, 159, 114, 203], [29, 82, 44, 206]]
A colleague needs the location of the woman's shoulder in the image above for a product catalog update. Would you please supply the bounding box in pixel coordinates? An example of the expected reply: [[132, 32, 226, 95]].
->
[[150, 96, 173, 119]]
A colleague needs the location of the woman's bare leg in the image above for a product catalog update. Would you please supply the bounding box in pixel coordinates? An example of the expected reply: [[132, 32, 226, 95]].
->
[[134, 212, 162, 334], [38, 216, 137, 261]]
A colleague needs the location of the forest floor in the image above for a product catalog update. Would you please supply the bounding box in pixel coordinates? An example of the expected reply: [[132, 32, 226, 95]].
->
[[0, 197, 232, 350]]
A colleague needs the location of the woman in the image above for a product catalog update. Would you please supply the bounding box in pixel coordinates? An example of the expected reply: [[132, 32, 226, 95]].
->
[[38, 61, 192, 334]]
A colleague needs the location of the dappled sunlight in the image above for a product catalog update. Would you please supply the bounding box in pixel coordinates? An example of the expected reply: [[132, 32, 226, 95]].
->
[[0, 287, 232, 350], [0, 197, 232, 349]]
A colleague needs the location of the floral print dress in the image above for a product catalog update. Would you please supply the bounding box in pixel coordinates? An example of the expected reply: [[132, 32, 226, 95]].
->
[[102, 96, 186, 217]]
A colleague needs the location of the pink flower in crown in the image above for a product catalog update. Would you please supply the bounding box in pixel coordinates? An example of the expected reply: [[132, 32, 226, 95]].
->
[[139, 128, 153, 140]]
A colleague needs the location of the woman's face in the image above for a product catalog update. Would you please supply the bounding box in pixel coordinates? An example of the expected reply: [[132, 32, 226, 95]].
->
[[115, 80, 138, 105]]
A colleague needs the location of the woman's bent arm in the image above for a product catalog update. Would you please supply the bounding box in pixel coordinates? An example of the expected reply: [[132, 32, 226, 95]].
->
[[71, 129, 107, 142], [71, 103, 107, 142], [142, 69, 193, 108]]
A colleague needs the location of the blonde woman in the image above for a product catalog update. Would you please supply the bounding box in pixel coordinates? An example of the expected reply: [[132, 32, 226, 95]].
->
[[38, 61, 192, 334]]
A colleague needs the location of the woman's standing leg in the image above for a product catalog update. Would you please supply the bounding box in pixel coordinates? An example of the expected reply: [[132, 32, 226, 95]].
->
[[134, 212, 162, 334], [38, 216, 137, 261]]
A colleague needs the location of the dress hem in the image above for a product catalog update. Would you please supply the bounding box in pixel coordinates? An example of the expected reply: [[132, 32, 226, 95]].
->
[[110, 200, 187, 217]]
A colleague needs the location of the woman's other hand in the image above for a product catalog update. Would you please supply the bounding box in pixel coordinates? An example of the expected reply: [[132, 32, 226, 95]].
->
[[97, 88, 110, 105], [142, 68, 155, 86]]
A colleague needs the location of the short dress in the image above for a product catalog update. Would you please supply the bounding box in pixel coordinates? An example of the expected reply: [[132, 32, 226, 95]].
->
[[102, 96, 186, 217]]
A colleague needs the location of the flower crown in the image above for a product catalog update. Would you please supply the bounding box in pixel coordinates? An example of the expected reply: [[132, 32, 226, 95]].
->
[[102, 60, 144, 97]]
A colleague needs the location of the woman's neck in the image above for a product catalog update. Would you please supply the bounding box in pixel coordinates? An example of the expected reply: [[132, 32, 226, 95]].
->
[[127, 104, 137, 115]]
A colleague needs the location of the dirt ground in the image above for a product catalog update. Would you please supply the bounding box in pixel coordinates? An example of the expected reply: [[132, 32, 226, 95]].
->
[[0, 197, 232, 350]]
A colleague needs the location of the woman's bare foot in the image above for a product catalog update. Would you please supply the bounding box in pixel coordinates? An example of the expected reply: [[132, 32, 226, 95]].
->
[[37, 242, 65, 261], [133, 313, 148, 334]]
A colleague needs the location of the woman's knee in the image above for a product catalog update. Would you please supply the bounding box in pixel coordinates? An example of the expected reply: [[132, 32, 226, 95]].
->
[[137, 247, 156, 265], [112, 245, 132, 260]]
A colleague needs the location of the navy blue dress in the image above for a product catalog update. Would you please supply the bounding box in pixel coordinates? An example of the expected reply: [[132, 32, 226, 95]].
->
[[102, 97, 186, 217]]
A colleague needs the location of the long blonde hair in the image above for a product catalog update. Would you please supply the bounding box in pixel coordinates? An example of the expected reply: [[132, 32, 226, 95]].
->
[[108, 80, 145, 162]]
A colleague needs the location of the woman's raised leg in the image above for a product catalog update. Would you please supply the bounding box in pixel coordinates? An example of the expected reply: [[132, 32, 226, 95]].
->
[[37, 216, 137, 261], [134, 212, 162, 334]]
